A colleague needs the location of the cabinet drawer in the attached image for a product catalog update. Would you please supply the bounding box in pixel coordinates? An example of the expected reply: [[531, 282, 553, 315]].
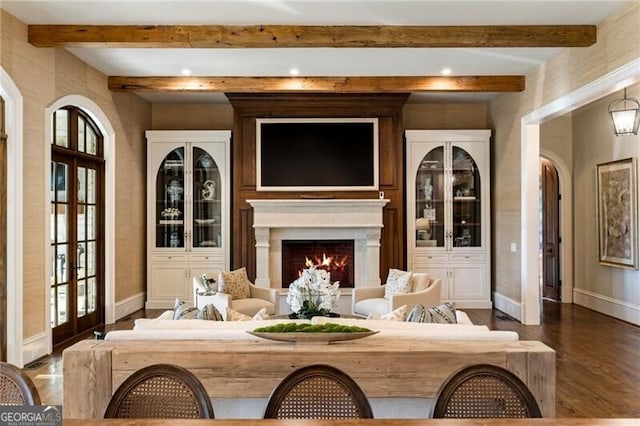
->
[[414, 253, 449, 263], [190, 254, 224, 263], [151, 254, 188, 262], [450, 253, 485, 262]]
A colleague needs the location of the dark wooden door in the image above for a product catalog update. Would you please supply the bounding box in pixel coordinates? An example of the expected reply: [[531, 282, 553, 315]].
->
[[541, 158, 560, 301], [51, 107, 105, 346], [1, 96, 6, 361]]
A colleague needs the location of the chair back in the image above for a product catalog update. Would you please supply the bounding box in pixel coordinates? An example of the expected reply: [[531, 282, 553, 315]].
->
[[0, 361, 41, 405], [104, 364, 214, 418], [264, 364, 373, 419], [431, 364, 542, 418]]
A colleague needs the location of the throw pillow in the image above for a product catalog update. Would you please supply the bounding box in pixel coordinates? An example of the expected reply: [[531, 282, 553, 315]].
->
[[252, 307, 270, 321], [380, 304, 409, 321], [405, 302, 458, 324], [173, 298, 199, 320], [383, 269, 413, 300], [226, 307, 252, 321], [157, 310, 175, 320], [219, 267, 251, 300], [197, 304, 224, 321], [226, 307, 271, 321]]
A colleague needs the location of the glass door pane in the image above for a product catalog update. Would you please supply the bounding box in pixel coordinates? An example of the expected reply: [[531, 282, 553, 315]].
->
[[156, 148, 185, 248], [76, 165, 98, 316], [192, 147, 222, 249], [50, 161, 70, 327], [452, 146, 481, 247], [415, 146, 445, 248]]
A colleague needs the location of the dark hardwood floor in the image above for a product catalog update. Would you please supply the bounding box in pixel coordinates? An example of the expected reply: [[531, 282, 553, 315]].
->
[[24, 301, 640, 418]]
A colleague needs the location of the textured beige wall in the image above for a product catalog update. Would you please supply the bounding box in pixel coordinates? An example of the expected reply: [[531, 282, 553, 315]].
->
[[403, 103, 488, 129], [490, 1, 640, 303], [572, 83, 640, 304], [1, 10, 150, 338], [151, 103, 233, 129], [540, 115, 573, 172]]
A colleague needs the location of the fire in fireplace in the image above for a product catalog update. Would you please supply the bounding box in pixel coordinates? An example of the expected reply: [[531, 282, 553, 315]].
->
[[282, 240, 354, 288]]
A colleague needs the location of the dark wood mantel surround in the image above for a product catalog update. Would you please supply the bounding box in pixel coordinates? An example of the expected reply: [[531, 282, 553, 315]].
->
[[227, 93, 409, 283]]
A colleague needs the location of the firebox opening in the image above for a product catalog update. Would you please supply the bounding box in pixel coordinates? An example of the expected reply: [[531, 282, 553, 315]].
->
[[282, 240, 355, 288]]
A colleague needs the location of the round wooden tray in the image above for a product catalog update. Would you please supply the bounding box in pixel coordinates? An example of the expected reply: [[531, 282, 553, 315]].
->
[[246, 330, 379, 344]]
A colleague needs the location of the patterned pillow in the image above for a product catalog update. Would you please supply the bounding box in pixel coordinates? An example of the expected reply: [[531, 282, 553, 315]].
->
[[383, 269, 413, 300], [226, 308, 251, 321], [197, 304, 224, 321], [405, 302, 457, 324], [380, 304, 409, 321], [219, 267, 252, 300], [173, 298, 199, 320], [226, 307, 271, 321]]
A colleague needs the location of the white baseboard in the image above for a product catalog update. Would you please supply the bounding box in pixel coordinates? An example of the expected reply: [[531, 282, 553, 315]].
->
[[115, 292, 146, 320], [573, 288, 640, 326], [493, 292, 522, 321], [452, 300, 493, 309], [22, 332, 50, 367]]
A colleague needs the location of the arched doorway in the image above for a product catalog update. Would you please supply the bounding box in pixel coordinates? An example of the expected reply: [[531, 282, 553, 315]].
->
[[540, 157, 560, 302], [50, 106, 105, 345], [45, 95, 116, 358]]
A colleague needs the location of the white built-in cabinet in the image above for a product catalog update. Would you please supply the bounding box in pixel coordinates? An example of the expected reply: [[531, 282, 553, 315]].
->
[[146, 130, 231, 309], [405, 130, 492, 308]]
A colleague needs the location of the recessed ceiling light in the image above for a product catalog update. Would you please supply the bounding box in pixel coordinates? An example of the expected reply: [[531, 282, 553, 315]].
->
[[181, 69, 192, 76], [289, 68, 300, 76], [441, 68, 452, 76]]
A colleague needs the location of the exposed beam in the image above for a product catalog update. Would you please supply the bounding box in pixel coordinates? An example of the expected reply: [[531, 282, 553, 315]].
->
[[29, 25, 596, 48], [107, 76, 525, 93]]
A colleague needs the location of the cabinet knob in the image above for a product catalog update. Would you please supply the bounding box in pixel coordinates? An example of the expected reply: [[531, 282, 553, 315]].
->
[[168, 256, 172, 260]]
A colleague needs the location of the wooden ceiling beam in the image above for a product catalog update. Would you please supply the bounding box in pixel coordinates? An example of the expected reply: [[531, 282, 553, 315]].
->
[[107, 76, 525, 93], [29, 24, 596, 48]]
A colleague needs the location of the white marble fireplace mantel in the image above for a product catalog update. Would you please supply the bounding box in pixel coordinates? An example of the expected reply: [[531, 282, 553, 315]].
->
[[247, 199, 388, 289]]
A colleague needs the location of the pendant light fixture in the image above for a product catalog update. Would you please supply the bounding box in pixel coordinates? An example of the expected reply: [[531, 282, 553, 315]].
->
[[608, 88, 640, 136]]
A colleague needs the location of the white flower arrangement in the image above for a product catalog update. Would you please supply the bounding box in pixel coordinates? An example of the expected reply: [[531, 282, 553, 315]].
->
[[286, 265, 340, 318], [160, 207, 182, 218]]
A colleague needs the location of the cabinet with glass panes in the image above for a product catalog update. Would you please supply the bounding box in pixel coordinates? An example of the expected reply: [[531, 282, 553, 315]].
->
[[405, 130, 491, 308], [146, 130, 231, 309]]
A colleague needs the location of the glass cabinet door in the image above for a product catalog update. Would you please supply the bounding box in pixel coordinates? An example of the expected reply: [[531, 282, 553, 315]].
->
[[156, 147, 185, 248], [451, 146, 481, 247], [192, 147, 222, 249], [415, 146, 445, 248]]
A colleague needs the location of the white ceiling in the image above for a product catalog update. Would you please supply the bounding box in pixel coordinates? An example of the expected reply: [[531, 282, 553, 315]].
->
[[1, 0, 630, 103]]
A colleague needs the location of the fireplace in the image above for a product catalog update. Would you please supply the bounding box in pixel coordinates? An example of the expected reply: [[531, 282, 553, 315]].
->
[[248, 199, 388, 290], [282, 240, 355, 288]]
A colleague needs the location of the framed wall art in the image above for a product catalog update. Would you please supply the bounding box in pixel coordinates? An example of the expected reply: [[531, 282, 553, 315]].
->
[[596, 157, 638, 270]]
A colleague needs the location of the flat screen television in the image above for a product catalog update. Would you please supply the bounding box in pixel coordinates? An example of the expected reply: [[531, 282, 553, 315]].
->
[[256, 118, 379, 191]]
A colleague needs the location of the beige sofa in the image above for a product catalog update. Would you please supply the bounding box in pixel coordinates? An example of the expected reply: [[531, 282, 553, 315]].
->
[[104, 312, 519, 342]]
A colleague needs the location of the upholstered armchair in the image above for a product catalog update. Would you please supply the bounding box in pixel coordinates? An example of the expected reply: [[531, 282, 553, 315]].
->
[[352, 273, 442, 318], [193, 269, 278, 320]]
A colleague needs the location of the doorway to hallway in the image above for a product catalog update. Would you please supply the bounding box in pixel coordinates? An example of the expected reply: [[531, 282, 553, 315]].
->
[[540, 157, 561, 302]]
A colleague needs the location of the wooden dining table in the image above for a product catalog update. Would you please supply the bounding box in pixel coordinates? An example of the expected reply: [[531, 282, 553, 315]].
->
[[62, 418, 640, 425]]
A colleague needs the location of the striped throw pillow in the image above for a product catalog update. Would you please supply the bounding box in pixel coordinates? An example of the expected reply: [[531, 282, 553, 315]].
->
[[197, 304, 224, 321], [406, 302, 457, 324], [173, 298, 199, 320]]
